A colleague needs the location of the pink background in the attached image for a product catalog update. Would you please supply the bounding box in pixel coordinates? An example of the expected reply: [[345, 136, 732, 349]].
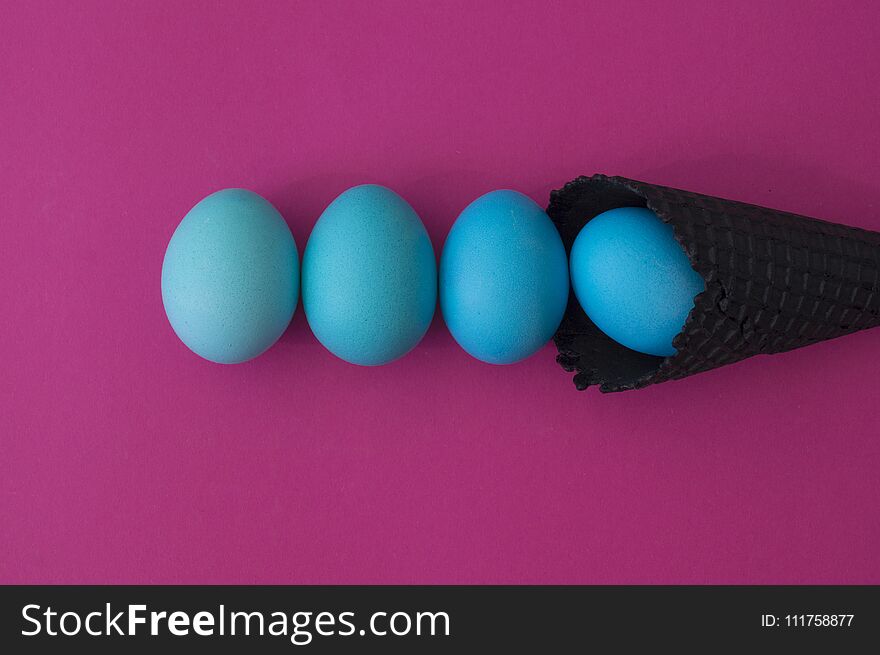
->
[[2, 0, 879, 584]]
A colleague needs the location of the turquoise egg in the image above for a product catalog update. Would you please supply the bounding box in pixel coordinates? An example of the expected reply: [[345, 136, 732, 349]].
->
[[302, 184, 437, 366], [569, 206, 705, 357], [161, 189, 298, 364], [440, 190, 569, 364]]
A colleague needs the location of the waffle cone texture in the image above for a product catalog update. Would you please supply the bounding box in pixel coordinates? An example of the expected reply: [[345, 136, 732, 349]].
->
[[548, 175, 880, 392]]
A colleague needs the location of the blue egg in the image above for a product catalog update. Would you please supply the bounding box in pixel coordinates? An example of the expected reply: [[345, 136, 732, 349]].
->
[[440, 190, 569, 364], [569, 206, 705, 357], [302, 184, 436, 366], [161, 189, 298, 364]]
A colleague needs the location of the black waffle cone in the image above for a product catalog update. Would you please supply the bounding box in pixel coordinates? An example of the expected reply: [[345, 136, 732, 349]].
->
[[549, 175, 880, 392]]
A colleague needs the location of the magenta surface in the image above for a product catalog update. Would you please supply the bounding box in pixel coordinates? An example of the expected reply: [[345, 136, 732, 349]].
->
[[2, 1, 879, 584]]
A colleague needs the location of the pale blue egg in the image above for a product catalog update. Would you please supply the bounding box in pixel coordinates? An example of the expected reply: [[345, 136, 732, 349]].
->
[[302, 184, 436, 366], [569, 206, 705, 357], [440, 190, 569, 364], [161, 189, 298, 364]]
